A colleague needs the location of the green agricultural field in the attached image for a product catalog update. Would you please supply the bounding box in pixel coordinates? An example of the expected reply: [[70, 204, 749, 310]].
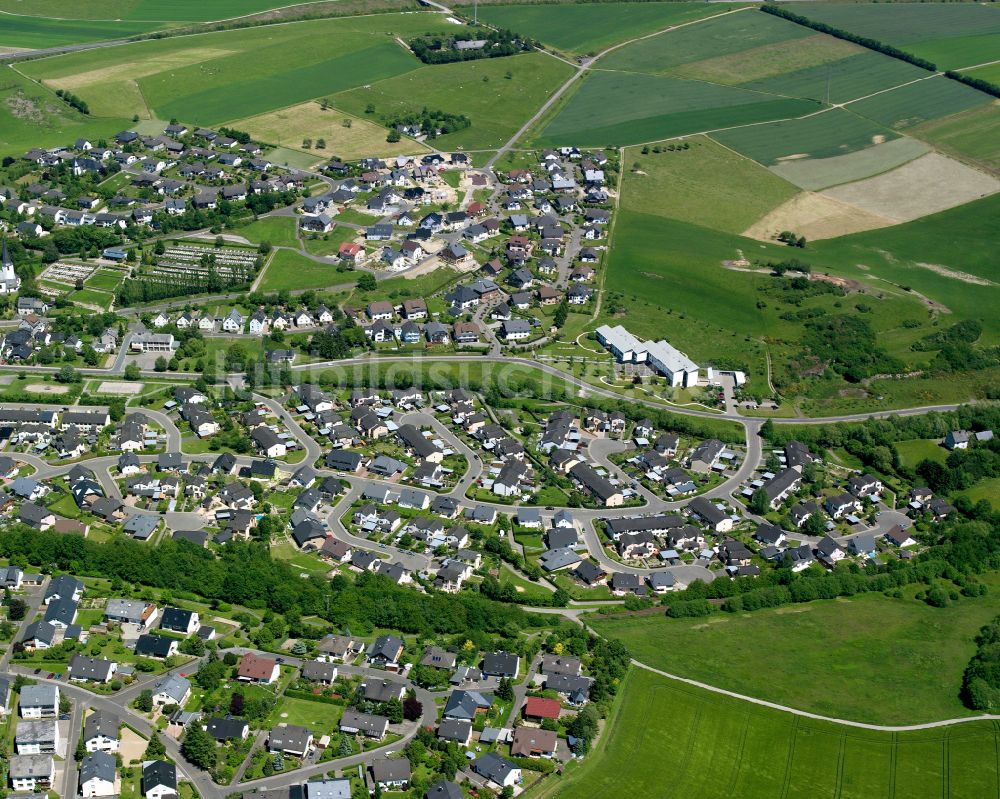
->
[[0, 0, 298, 22], [589, 578, 1000, 725], [331, 53, 575, 151], [907, 33, 1000, 71], [744, 51, 929, 105], [620, 136, 798, 234], [785, 2, 1000, 47], [599, 8, 811, 74], [237, 217, 299, 249], [0, 14, 156, 48], [668, 32, 861, 87], [712, 108, 898, 166], [0, 69, 128, 158], [966, 63, 1000, 89], [463, 2, 731, 56], [764, 136, 929, 192], [847, 75, 991, 131], [19, 14, 453, 125], [895, 438, 947, 469], [910, 103, 1000, 174], [544, 667, 1000, 799], [535, 70, 818, 147], [256, 249, 357, 293]]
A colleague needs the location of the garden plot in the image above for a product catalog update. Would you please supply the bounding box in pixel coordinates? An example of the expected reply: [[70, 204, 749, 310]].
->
[[821, 152, 1000, 224], [42, 261, 97, 284]]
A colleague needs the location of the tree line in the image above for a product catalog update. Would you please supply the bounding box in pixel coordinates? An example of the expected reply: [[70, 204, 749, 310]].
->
[[409, 28, 536, 64], [761, 4, 1000, 97]]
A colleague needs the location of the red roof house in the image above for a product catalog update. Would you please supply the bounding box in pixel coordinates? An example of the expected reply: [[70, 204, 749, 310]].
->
[[523, 697, 561, 720]]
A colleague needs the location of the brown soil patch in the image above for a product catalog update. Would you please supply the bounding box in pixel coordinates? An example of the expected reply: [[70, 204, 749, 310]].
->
[[25, 383, 69, 394], [822, 152, 1000, 223], [742, 191, 894, 242]]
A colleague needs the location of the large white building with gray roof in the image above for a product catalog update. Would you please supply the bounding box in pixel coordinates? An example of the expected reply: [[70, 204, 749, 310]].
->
[[596, 324, 700, 387]]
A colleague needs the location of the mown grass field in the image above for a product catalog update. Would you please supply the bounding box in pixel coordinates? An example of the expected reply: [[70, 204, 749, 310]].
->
[[847, 75, 992, 132], [464, 1, 731, 56], [237, 216, 299, 250], [331, 52, 574, 151], [543, 667, 1000, 799], [535, 70, 818, 147], [234, 101, 429, 161], [20, 13, 453, 125], [599, 8, 810, 74], [895, 438, 947, 469], [620, 136, 798, 234], [589, 576, 1000, 725], [257, 249, 357, 293], [965, 477, 1000, 510]]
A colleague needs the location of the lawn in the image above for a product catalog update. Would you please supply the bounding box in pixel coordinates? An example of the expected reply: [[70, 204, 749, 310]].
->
[[256, 249, 357, 293], [269, 696, 344, 733], [588, 577, 1000, 725], [535, 70, 819, 147], [464, 1, 732, 56], [543, 666, 1000, 799], [894, 438, 946, 470], [85, 269, 125, 292], [301, 227, 359, 258], [331, 52, 575, 151], [70, 287, 114, 309], [621, 135, 798, 234], [963, 477, 1000, 511], [237, 216, 299, 249], [233, 100, 429, 161]]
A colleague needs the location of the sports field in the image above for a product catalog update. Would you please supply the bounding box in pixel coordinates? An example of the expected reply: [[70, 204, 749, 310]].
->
[[464, 1, 730, 56], [535, 70, 818, 147], [544, 667, 1000, 799], [331, 53, 575, 151], [589, 576, 1000, 725], [620, 136, 798, 234], [234, 101, 429, 161], [19, 14, 454, 125]]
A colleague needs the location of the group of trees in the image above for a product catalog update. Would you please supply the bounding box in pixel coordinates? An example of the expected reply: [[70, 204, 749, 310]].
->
[[917, 438, 1000, 494], [962, 615, 1000, 710], [803, 314, 903, 383], [409, 28, 536, 64], [385, 108, 471, 139], [54, 88, 90, 114], [0, 529, 552, 639]]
